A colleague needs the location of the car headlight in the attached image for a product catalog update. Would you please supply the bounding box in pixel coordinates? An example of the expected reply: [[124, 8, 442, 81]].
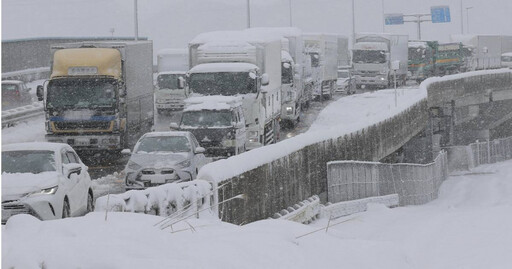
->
[[176, 159, 191, 169], [248, 131, 258, 138], [39, 185, 58, 195], [127, 160, 142, 170]]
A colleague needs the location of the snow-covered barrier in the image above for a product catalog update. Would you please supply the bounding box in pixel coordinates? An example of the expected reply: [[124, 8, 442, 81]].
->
[[95, 180, 215, 218], [1, 67, 50, 82], [321, 194, 399, 219], [271, 195, 320, 224], [446, 136, 512, 172], [1, 102, 44, 128], [327, 151, 448, 206]]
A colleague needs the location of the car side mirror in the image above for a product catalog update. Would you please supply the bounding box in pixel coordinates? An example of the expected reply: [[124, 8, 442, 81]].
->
[[63, 163, 82, 179], [121, 148, 131, 155], [195, 147, 206, 154], [234, 122, 245, 129], [36, 85, 44, 101], [170, 122, 179, 130], [261, 73, 269, 86]]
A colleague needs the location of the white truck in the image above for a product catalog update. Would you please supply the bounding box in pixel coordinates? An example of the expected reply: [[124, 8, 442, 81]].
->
[[36, 41, 154, 154], [155, 48, 189, 113], [172, 96, 247, 157], [353, 33, 408, 89], [303, 33, 338, 99], [246, 27, 306, 128], [450, 35, 504, 70], [187, 31, 282, 150]]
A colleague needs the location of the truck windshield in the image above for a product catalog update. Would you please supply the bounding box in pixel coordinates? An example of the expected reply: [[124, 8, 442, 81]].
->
[[408, 47, 426, 61], [188, 72, 256, 96], [282, 62, 293, 84], [353, 50, 386, 64], [47, 78, 117, 109], [180, 110, 232, 128], [157, 74, 181, 89]]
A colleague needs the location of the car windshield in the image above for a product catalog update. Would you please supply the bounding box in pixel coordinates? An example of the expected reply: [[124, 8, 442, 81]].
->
[[188, 72, 256, 96], [338, 71, 349, 78], [157, 74, 181, 89], [135, 136, 191, 153], [502, 56, 512, 62], [353, 50, 386, 64], [181, 110, 232, 128], [47, 78, 117, 109], [2, 150, 56, 174]]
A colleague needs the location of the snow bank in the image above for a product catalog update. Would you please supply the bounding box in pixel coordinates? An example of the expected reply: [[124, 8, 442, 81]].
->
[[95, 180, 214, 217]]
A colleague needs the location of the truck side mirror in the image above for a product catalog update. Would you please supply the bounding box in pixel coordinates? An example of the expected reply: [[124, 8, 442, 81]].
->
[[178, 76, 185, 89], [36, 85, 44, 101], [261, 74, 269, 86], [170, 122, 179, 130]]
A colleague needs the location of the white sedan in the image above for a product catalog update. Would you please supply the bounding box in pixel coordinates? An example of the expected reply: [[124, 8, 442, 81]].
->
[[2, 142, 93, 224], [124, 131, 206, 189]]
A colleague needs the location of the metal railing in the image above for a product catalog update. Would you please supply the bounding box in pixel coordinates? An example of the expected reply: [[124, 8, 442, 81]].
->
[[1, 102, 44, 128], [445, 136, 512, 171], [327, 151, 448, 206]]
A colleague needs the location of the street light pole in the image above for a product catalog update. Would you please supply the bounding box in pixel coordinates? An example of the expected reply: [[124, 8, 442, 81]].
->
[[247, 0, 251, 28], [134, 0, 138, 41], [289, 0, 293, 27], [466, 6, 473, 34], [460, 0, 464, 34], [381, 0, 385, 32], [352, 0, 355, 44]]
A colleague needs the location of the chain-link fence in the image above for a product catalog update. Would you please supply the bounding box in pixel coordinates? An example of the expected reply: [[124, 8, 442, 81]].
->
[[445, 136, 512, 172], [327, 151, 448, 206]]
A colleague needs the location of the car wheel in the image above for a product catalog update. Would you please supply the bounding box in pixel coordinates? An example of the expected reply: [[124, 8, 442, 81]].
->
[[87, 191, 95, 212], [62, 199, 70, 218]]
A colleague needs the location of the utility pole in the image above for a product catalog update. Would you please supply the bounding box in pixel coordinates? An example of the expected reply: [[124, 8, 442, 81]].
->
[[134, 0, 139, 41], [381, 0, 385, 32]]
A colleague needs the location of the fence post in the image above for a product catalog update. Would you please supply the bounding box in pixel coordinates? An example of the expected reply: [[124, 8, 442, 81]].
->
[[487, 139, 491, 164]]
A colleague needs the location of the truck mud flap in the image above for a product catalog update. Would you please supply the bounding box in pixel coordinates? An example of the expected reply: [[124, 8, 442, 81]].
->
[[264, 121, 274, 145]]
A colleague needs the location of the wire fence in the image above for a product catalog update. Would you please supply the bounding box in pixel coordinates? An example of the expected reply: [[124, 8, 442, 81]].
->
[[445, 136, 512, 172], [327, 151, 448, 206]]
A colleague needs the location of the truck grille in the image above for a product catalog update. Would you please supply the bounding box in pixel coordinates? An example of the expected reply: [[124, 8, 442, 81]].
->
[[54, 121, 112, 131], [358, 70, 380, 77]]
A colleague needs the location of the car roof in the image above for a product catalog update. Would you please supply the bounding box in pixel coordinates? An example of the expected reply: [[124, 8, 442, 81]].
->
[[2, 80, 24, 85], [141, 131, 192, 138], [2, 142, 72, 153]]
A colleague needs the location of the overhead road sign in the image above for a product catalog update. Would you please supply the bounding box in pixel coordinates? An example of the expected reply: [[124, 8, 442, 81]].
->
[[431, 6, 451, 23], [385, 14, 404, 25]]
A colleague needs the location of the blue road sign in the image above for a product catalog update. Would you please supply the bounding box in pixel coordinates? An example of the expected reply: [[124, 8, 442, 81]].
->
[[431, 6, 451, 23], [385, 14, 404, 25]]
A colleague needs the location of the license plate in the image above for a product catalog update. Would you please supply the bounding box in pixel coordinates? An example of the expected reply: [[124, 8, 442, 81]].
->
[[75, 138, 89, 146], [141, 175, 167, 184]]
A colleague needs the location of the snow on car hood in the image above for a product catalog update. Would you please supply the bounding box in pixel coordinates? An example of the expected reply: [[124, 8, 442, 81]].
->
[[129, 152, 189, 169], [2, 172, 60, 200]]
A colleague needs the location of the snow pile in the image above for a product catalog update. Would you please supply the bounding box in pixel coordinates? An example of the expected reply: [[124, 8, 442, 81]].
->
[[3, 159, 512, 268], [95, 180, 214, 217]]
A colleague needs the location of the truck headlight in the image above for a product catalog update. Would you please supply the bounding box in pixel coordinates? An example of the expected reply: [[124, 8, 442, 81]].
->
[[285, 106, 293, 112]]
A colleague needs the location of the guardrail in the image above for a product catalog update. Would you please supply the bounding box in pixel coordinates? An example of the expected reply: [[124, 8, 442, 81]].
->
[[1, 102, 44, 128], [271, 195, 321, 224]]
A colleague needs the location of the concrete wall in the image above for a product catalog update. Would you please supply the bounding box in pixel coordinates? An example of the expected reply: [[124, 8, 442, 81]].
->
[[216, 100, 429, 225]]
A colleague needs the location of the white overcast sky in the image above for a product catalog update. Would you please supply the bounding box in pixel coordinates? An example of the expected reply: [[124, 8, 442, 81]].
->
[[2, 0, 511, 52]]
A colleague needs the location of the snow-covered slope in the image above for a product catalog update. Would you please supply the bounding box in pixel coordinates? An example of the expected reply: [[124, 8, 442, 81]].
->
[[3, 159, 512, 268]]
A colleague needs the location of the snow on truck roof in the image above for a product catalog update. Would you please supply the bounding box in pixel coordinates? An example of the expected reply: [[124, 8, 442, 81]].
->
[[142, 131, 191, 138], [502, 52, 512, 57], [189, 63, 259, 73], [184, 96, 242, 112], [244, 27, 302, 37], [158, 71, 186, 75], [157, 48, 188, 55], [408, 41, 428, 48], [2, 142, 71, 152], [190, 30, 282, 45]]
